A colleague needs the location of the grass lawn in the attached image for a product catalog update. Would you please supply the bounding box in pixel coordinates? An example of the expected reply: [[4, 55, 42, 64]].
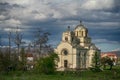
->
[[0, 66, 120, 80]]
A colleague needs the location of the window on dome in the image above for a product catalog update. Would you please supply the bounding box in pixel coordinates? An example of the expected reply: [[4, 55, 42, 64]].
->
[[81, 31, 83, 36]]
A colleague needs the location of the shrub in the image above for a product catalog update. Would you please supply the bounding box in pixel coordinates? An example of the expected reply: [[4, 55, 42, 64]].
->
[[34, 53, 58, 74]]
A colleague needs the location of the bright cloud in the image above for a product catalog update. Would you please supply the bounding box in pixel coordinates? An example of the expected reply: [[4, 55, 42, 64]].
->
[[81, 0, 114, 10], [0, 15, 6, 20]]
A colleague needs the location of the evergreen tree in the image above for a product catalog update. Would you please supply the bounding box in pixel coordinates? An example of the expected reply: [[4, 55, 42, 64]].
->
[[92, 51, 101, 72]]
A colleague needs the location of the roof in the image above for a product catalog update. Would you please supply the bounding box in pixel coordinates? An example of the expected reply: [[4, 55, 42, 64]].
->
[[90, 44, 98, 50], [101, 52, 117, 58], [25, 53, 33, 57]]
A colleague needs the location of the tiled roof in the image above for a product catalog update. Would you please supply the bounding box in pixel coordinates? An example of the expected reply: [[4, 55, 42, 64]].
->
[[101, 52, 117, 58], [25, 53, 33, 57]]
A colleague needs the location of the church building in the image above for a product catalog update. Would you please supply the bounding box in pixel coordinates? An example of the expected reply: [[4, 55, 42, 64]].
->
[[55, 21, 100, 71]]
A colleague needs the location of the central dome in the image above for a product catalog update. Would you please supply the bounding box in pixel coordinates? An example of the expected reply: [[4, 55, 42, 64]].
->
[[75, 21, 87, 30]]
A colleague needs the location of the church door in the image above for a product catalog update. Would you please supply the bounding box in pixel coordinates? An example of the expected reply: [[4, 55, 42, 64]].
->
[[64, 60, 68, 68]]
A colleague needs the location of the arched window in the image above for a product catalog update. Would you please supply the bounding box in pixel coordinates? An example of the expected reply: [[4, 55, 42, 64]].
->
[[65, 37, 68, 41], [64, 60, 68, 68]]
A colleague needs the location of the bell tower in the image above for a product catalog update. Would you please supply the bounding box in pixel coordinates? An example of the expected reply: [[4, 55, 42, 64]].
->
[[62, 26, 72, 43]]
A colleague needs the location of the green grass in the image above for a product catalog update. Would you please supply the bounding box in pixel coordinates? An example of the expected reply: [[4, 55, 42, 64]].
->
[[0, 66, 120, 80]]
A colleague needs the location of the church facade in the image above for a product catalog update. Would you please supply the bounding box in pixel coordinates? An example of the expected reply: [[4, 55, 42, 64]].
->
[[55, 21, 100, 71]]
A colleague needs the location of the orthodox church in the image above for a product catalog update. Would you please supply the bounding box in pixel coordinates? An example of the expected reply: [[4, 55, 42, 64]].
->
[[55, 21, 100, 71]]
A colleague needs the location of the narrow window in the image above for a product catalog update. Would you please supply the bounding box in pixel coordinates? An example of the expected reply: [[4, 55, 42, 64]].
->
[[81, 31, 83, 36], [77, 31, 78, 36]]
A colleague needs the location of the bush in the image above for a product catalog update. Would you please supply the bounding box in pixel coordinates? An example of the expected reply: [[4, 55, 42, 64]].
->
[[34, 53, 58, 74]]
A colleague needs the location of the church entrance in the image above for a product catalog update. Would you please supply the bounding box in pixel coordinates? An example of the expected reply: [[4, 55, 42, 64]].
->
[[64, 60, 68, 68]]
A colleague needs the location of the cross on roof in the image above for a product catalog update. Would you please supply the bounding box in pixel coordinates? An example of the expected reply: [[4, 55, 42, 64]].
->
[[67, 26, 70, 31], [80, 20, 82, 24]]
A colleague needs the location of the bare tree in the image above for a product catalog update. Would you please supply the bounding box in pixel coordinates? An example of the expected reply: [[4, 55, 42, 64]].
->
[[14, 27, 22, 56], [8, 31, 11, 60], [0, 35, 2, 53], [0, 35, 2, 46], [34, 28, 50, 57]]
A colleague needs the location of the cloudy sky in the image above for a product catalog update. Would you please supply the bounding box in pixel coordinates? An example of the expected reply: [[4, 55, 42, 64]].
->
[[0, 0, 120, 52]]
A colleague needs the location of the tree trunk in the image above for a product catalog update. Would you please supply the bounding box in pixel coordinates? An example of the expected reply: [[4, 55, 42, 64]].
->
[[109, 65, 112, 70]]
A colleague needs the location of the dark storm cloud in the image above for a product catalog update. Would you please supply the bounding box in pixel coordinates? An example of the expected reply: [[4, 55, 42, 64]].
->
[[0, 2, 23, 14], [0, 2, 10, 9], [89, 28, 120, 41], [0, 0, 120, 51], [114, 0, 120, 7], [0, 2, 24, 22]]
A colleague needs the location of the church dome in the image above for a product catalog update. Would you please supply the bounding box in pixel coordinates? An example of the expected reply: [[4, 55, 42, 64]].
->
[[75, 21, 87, 31]]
